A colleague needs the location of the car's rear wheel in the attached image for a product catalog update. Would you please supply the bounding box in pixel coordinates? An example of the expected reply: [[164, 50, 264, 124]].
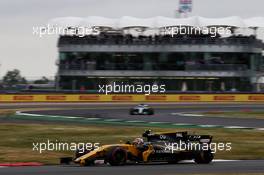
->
[[107, 147, 127, 166], [194, 151, 214, 164], [148, 108, 154, 115]]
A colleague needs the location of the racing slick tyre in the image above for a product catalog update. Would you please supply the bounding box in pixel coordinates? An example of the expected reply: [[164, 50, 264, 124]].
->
[[194, 151, 214, 164], [106, 147, 127, 166], [129, 109, 135, 115], [147, 108, 154, 115], [80, 159, 95, 166], [60, 157, 73, 165]]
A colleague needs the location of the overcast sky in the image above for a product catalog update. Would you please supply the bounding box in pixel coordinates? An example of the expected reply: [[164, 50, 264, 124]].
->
[[0, 0, 263, 78]]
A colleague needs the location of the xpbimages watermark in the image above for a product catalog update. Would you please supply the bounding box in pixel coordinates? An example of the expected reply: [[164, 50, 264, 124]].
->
[[164, 141, 232, 154], [33, 25, 100, 37], [163, 25, 232, 38], [32, 140, 100, 153], [98, 82, 166, 95]]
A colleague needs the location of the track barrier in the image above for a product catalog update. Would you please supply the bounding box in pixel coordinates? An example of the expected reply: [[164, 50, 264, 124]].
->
[[0, 94, 264, 102]]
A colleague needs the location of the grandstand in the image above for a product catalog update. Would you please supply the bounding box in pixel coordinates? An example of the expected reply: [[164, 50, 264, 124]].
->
[[52, 16, 264, 92]]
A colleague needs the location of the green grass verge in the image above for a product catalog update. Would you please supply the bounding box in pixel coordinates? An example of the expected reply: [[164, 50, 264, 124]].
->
[[0, 122, 263, 164]]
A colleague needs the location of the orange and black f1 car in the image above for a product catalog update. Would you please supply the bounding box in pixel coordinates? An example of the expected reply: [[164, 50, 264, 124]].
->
[[62, 130, 214, 166]]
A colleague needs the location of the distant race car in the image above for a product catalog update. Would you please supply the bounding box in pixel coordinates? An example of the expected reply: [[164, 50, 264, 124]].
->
[[61, 130, 214, 166], [129, 104, 154, 115]]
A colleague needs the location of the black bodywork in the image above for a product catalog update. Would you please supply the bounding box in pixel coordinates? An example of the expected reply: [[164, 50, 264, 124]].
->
[[142, 130, 214, 164]]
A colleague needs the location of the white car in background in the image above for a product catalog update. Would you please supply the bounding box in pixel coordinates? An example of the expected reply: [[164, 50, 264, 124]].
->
[[129, 104, 154, 115]]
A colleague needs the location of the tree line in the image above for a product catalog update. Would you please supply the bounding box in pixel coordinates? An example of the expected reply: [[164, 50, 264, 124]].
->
[[1, 69, 50, 87]]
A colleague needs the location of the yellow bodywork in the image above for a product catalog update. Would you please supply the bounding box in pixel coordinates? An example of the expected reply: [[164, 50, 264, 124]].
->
[[75, 143, 154, 166]]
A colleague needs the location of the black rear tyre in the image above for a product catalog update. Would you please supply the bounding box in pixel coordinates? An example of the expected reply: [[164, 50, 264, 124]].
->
[[194, 151, 214, 164], [148, 108, 154, 115]]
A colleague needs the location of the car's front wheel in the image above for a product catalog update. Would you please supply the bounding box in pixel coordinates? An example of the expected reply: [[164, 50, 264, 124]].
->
[[107, 147, 127, 166], [79, 159, 95, 166], [129, 109, 135, 115]]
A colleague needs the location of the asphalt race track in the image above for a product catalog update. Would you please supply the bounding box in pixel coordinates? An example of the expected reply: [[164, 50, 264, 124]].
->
[[22, 103, 264, 128], [0, 103, 264, 174], [0, 160, 263, 175]]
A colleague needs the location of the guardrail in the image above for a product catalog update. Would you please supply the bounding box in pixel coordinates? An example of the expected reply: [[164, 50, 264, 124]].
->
[[0, 94, 264, 102]]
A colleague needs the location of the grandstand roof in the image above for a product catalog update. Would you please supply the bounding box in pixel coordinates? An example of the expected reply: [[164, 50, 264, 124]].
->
[[198, 16, 245, 27], [155, 16, 197, 28], [80, 16, 117, 28], [48, 16, 264, 29], [117, 16, 155, 28], [244, 17, 264, 28]]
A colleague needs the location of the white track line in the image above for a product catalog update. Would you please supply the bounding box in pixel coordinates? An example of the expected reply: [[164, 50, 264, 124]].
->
[[212, 159, 242, 162], [84, 118, 100, 120], [125, 120, 145, 123], [224, 126, 251, 129], [148, 122, 169, 124], [198, 125, 219, 127], [180, 159, 241, 163], [104, 119, 123, 122], [172, 123, 194, 125], [171, 113, 205, 117], [256, 128, 264, 131], [16, 111, 44, 117]]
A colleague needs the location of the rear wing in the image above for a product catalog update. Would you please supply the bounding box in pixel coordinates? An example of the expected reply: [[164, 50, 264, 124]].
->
[[142, 130, 212, 143], [188, 135, 213, 143]]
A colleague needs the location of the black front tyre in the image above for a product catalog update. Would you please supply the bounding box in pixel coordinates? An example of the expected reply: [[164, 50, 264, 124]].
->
[[130, 109, 135, 115], [107, 147, 127, 166], [80, 159, 95, 166], [60, 157, 73, 165], [147, 108, 154, 115], [194, 151, 214, 164]]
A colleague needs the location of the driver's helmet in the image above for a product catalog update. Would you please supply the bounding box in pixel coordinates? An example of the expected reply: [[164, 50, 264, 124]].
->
[[132, 138, 144, 145]]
